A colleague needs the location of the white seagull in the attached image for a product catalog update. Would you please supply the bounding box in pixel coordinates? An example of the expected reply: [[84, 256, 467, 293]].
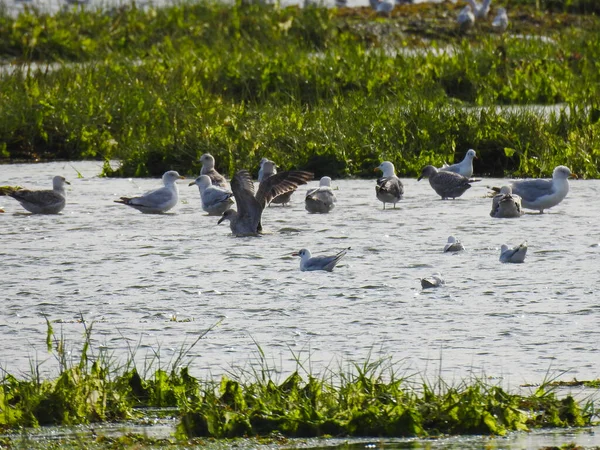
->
[[500, 241, 527, 263], [305, 176, 337, 214], [115, 170, 184, 214], [292, 247, 349, 272], [200, 153, 228, 188], [457, 5, 475, 31], [375, 161, 404, 209], [444, 236, 465, 252], [257, 157, 275, 183], [1, 175, 69, 214], [490, 185, 522, 218], [189, 175, 234, 216], [441, 149, 477, 178], [492, 7, 509, 31], [467, 0, 491, 19]]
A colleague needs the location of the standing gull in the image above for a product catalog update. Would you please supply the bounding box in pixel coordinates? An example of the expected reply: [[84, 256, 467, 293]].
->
[[292, 247, 349, 272], [261, 160, 295, 206], [495, 165, 574, 213], [189, 175, 234, 216], [441, 149, 477, 178], [305, 176, 337, 214], [217, 169, 313, 236], [492, 7, 509, 31], [444, 236, 465, 252], [490, 185, 522, 218], [1, 175, 70, 214], [257, 157, 275, 183], [500, 242, 527, 263], [115, 170, 184, 214], [418, 165, 478, 200], [375, 161, 404, 209], [200, 153, 228, 188], [467, 0, 491, 19], [457, 5, 475, 31]]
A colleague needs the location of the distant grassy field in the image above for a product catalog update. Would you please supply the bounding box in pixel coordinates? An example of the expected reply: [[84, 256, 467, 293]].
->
[[0, 1, 599, 177]]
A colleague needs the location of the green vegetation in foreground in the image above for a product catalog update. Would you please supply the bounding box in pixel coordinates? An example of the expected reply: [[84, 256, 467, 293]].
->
[[0, 1, 599, 177], [0, 320, 598, 443]]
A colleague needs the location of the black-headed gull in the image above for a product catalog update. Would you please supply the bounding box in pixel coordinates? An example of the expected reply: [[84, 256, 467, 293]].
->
[[292, 247, 349, 272]]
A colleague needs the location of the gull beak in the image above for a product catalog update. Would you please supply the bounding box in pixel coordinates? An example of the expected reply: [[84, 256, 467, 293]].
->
[[217, 216, 225, 225], [179, 175, 185, 180], [374, 167, 380, 172], [188, 181, 196, 186], [570, 173, 578, 179], [291, 252, 299, 256], [417, 175, 423, 181], [65, 180, 71, 185]]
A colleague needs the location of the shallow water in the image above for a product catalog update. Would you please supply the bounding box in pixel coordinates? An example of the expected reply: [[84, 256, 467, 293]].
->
[[1, 161, 599, 390]]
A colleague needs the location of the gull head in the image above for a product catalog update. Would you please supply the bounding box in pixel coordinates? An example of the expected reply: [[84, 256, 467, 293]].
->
[[553, 165, 575, 180], [466, 149, 477, 160], [292, 248, 312, 260], [319, 176, 332, 187], [261, 160, 277, 178], [500, 244, 509, 253], [199, 153, 216, 169], [447, 236, 457, 244], [52, 175, 70, 189], [259, 157, 270, 167], [499, 185, 512, 195], [163, 170, 185, 185], [376, 161, 396, 178], [417, 165, 438, 181], [217, 208, 236, 224], [189, 175, 212, 191]]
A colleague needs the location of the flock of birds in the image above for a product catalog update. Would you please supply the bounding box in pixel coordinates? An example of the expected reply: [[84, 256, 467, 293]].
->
[[457, 0, 509, 32], [0, 151, 574, 275]]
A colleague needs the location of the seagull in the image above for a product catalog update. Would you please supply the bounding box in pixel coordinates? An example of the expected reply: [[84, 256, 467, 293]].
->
[[418, 165, 478, 199], [257, 157, 275, 183], [217, 169, 313, 236], [375, 161, 404, 209], [305, 176, 337, 214], [492, 7, 509, 31], [467, 0, 491, 19], [457, 5, 475, 31], [500, 241, 527, 263], [1, 175, 69, 214], [444, 236, 465, 252], [441, 149, 477, 178], [260, 160, 296, 206], [115, 170, 184, 214], [199, 153, 228, 188], [493, 166, 574, 213], [421, 273, 445, 289], [189, 175, 234, 216], [375, 0, 393, 16], [292, 247, 349, 272], [490, 185, 522, 218]]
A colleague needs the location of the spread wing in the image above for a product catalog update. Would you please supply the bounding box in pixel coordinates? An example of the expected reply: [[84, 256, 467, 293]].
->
[[231, 170, 262, 229], [256, 170, 313, 209]]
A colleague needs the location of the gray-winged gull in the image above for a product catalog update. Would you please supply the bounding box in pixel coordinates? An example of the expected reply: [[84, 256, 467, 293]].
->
[[292, 247, 349, 272], [444, 236, 465, 252], [457, 5, 475, 31], [492, 7, 508, 31], [467, 0, 491, 18], [375, 161, 404, 209], [261, 160, 296, 206], [1, 175, 70, 214], [305, 176, 336, 214], [217, 168, 313, 236], [500, 241, 527, 263], [490, 185, 522, 218], [421, 273, 445, 289], [189, 174, 234, 216], [200, 153, 228, 188], [257, 157, 275, 183], [441, 149, 477, 178], [495, 165, 574, 213], [418, 165, 478, 199], [115, 170, 184, 214]]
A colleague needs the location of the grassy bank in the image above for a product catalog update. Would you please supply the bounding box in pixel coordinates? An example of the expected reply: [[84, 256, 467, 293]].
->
[[0, 321, 598, 443], [0, 1, 599, 177]]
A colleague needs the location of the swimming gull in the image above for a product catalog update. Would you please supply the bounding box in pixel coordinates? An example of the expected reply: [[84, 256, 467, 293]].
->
[[499, 241, 527, 263], [490, 185, 522, 218], [115, 170, 184, 214], [444, 236, 465, 252], [492, 7, 508, 31], [260, 160, 295, 206], [189, 174, 234, 216], [1, 175, 70, 214], [418, 165, 478, 199], [467, 0, 491, 18], [441, 149, 477, 178], [200, 153, 228, 188], [495, 165, 574, 213], [217, 168, 313, 236], [292, 247, 349, 272], [457, 5, 475, 31], [375, 161, 404, 209], [305, 176, 337, 214], [421, 273, 445, 289], [257, 157, 275, 183]]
